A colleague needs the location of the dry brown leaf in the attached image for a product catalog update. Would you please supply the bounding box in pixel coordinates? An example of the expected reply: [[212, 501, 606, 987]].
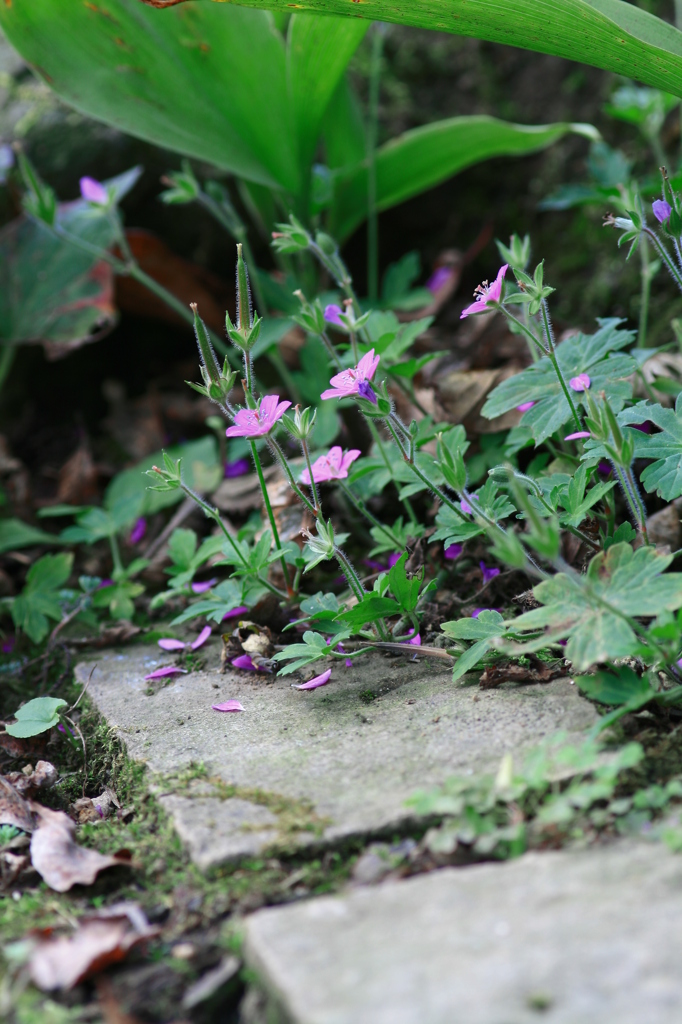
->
[[0, 729, 49, 760], [30, 804, 131, 892], [56, 444, 99, 505], [29, 903, 159, 991], [0, 775, 35, 832], [4, 760, 58, 797], [72, 787, 120, 824], [479, 663, 564, 689]]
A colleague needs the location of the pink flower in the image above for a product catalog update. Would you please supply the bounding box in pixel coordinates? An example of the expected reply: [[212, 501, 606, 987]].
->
[[144, 665, 188, 680], [129, 517, 146, 545], [569, 374, 591, 392], [403, 633, 421, 645], [80, 176, 109, 205], [460, 265, 508, 318], [231, 653, 269, 672], [517, 401, 535, 412], [221, 605, 249, 622], [226, 395, 291, 438], [158, 626, 212, 653], [426, 266, 454, 294], [191, 578, 218, 594], [300, 446, 361, 485], [653, 200, 672, 224], [565, 431, 591, 441], [321, 350, 380, 401], [293, 668, 332, 690], [444, 543, 462, 560], [480, 561, 500, 584], [212, 700, 244, 712], [324, 304, 344, 327], [461, 495, 480, 515], [345, 658, 353, 668]]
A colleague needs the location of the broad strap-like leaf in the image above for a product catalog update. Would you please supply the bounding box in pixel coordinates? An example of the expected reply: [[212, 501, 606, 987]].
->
[[180, 0, 682, 100], [483, 319, 636, 444], [329, 117, 598, 241]]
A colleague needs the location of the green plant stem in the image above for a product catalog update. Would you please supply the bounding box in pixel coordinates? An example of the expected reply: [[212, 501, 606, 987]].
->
[[250, 440, 292, 591], [644, 226, 682, 291], [383, 417, 468, 521], [0, 345, 16, 395], [338, 480, 402, 548], [319, 330, 343, 370], [539, 301, 582, 433], [179, 480, 287, 600], [267, 437, 318, 517], [365, 418, 415, 522], [300, 438, 321, 514], [638, 230, 652, 348], [333, 545, 366, 602], [109, 534, 124, 578], [367, 23, 385, 303], [613, 463, 649, 544], [197, 194, 268, 319]]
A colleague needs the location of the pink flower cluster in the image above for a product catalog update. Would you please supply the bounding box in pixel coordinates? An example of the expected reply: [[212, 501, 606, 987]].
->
[[301, 446, 361, 485]]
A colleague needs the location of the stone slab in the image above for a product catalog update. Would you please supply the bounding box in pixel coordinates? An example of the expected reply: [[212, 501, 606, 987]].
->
[[76, 644, 597, 868], [244, 840, 682, 1024]]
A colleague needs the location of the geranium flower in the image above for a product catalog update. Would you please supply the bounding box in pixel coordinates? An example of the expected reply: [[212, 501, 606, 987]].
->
[[460, 265, 508, 318], [321, 350, 380, 401], [225, 458, 249, 478], [569, 373, 591, 392], [300, 446, 361, 485], [445, 543, 462, 560], [80, 176, 108, 205], [293, 668, 332, 690], [129, 517, 146, 545], [653, 200, 672, 224], [426, 266, 455, 294], [226, 395, 291, 438]]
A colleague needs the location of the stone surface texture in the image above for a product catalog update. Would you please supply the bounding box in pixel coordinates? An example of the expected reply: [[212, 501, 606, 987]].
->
[[76, 644, 597, 868], [244, 840, 682, 1024]]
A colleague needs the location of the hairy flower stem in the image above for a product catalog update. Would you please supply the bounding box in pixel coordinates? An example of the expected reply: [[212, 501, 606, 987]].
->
[[267, 438, 317, 517], [300, 439, 321, 513], [109, 534, 124, 578], [366, 22, 385, 303], [179, 481, 287, 600], [638, 230, 653, 348], [250, 440, 293, 592], [338, 481, 402, 549], [613, 463, 650, 544], [383, 418, 469, 522], [365, 419, 417, 523], [540, 302, 583, 433], [643, 226, 682, 291], [333, 546, 365, 601]]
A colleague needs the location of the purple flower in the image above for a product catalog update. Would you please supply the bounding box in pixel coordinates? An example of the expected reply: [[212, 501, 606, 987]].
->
[[98, 579, 114, 589], [225, 458, 250, 478], [565, 431, 591, 441], [461, 494, 480, 515], [363, 558, 386, 572], [387, 552, 402, 568], [598, 461, 612, 476], [321, 350, 380, 402], [324, 304, 344, 327], [460, 265, 508, 319], [569, 374, 591, 392], [404, 633, 421, 645], [232, 653, 268, 672], [293, 668, 332, 690], [191, 578, 218, 594], [212, 700, 244, 712], [357, 380, 378, 404], [158, 626, 211, 653], [345, 658, 353, 668], [79, 176, 109, 205], [1, 635, 15, 654], [632, 421, 652, 434], [221, 605, 249, 622], [480, 561, 500, 584], [129, 517, 146, 545], [653, 200, 672, 224], [426, 266, 454, 294], [226, 395, 291, 438], [144, 665, 188, 680], [444, 543, 462, 560], [517, 401, 535, 412]]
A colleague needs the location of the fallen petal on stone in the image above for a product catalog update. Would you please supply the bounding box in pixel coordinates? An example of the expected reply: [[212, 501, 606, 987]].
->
[[144, 666, 187, 680], [157, 639, 186, 652], [232, 653, 258, 671], [222, 605, 249, 622], [293, 669, 332, 690], [191, 626, 212, 650], [212, 700, 244, 713]]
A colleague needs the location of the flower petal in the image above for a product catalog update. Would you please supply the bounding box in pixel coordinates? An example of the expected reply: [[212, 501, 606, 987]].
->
[[157, 639, 186, 651], [569, 373, 591, 392], [232, 653, 258, 671], [293, 668, 332, 690], [191, 625, 212, 650], [191, 578, 218, 594], [221, 605, 249, 622], [212, 700, 244, 712], [564, 431, 591, 440], [444, 543, 463, 560], [144, 665, 188, 680]]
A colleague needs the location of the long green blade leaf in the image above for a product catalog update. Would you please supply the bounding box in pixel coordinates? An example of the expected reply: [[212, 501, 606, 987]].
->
[[330, 117, 599, 241]]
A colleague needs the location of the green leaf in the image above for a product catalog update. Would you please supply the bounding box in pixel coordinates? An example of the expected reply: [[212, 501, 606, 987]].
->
[[287, 14, 367, 169], [513, 543, 682, 670], [594, 396, 682, 501], [25, 552, 73, 592], [5, 696, 67, 738], [482, 319, 637, 443], [10, 553, 74, 643], [441, 609, 507, 641], [168, 529, 198, 573], [330, 116, 598, 241], [574, 666, 655, 707], [0, 518, 63, 554], [335, 595, 400, 631], [387, 552, 421, 615], [0, 196, 118, 358]]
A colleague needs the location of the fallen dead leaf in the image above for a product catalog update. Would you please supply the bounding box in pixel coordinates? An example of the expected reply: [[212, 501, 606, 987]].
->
[[0, 729, 49, 760], [73, 786, 120, 824], [479, 663, 564, 689], [29, 903, 159, 991], [4, 760, 58, 797], [56, 444, 99, 505], [0, 775, 35, 832], [30, 804, 131, 892]]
